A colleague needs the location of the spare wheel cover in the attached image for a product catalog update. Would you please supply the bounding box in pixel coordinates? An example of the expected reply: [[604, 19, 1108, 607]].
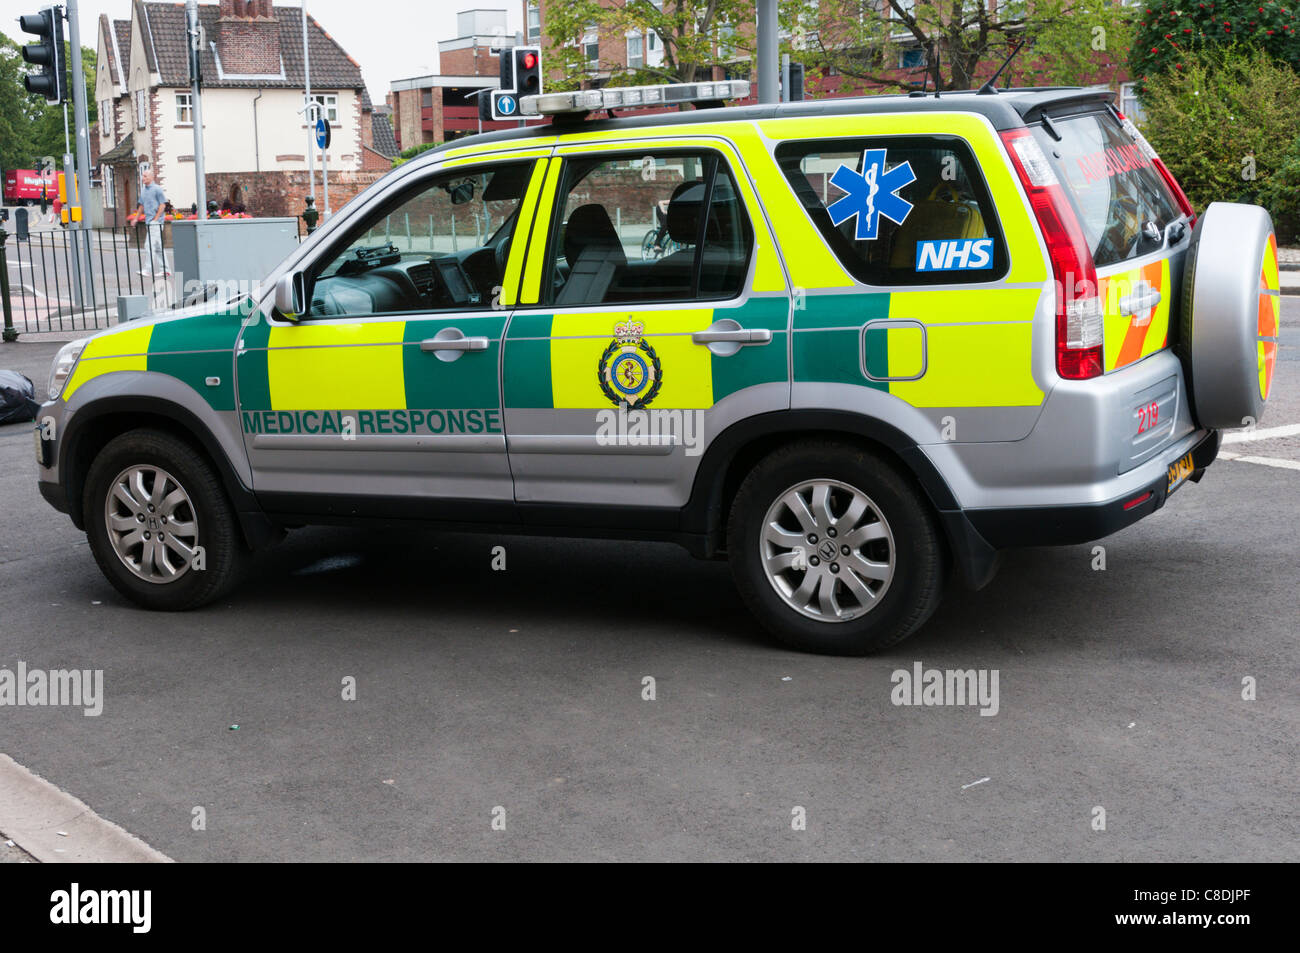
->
[[1179, 202, 1279, 429]]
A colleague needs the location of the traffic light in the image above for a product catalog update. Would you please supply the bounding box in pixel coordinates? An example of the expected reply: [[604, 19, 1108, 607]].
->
[[513, 46, 541, 99], [19, 7, 66, 106]]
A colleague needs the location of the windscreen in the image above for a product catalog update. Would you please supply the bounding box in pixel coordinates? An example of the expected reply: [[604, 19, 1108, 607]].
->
[[1032, 112, 1182, 268]]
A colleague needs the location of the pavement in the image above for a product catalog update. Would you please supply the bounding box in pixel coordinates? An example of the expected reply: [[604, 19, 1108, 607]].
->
[[0, 304, 1296, 863]]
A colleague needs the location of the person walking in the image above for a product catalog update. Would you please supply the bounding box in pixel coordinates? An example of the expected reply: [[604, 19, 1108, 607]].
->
[[136, 169, 170, 277]]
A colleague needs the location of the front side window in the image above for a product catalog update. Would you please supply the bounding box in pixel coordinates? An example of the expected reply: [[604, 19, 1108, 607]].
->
[[542, 150, 753, 306], [304, 160, 534, 319], [776, 136, 1008, 285], [175, 91, 193, 124]]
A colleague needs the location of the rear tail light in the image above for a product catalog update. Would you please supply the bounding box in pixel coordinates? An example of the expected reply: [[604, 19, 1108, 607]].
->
[[1000, 128, 1104, 380], [1117, 112, 1196, 226]]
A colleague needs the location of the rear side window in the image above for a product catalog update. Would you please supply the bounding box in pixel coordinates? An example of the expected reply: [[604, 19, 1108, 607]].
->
[[542, 150, 753, 306], [776, 136, 1008, 285], [1031, 112, 1181, 268]]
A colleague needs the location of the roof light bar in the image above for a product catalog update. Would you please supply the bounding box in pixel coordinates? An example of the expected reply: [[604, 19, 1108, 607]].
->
[[520, 80, 751, 117]]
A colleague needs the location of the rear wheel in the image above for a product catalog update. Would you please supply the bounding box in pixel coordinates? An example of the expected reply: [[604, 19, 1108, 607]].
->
[[83, 429, 245, 610], [727, 440, 946, 655]]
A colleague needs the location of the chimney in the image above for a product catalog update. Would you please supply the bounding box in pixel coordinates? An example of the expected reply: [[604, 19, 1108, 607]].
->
[[217, 0, 281, 74]]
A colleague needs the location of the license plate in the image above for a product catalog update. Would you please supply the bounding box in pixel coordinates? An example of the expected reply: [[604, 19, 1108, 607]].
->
[[1167, 451, 1195, 494]]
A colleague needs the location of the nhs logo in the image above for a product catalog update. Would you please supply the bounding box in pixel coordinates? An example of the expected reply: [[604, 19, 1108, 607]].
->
[[915, 238, 994, 272]]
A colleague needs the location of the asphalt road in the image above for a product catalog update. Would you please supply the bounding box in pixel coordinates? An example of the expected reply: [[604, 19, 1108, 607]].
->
[[0, 304, 1296, 862]]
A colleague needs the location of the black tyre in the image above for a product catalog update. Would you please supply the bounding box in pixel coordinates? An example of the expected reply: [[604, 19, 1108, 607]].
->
[[83, 429, 245, 610], [727, 440, 946, 655]]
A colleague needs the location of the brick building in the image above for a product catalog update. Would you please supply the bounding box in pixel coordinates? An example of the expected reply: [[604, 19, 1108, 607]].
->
[[388, 9, 542, 152], [94, 0, 398, 224]]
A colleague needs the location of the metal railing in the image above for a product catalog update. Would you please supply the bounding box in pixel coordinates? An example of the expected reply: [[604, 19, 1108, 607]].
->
[[1, 218, 305, 337]]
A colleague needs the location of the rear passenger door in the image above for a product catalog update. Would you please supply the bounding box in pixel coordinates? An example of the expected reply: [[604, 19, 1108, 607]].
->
[[769, 124, 1048, 442], [501, 141, 791, 511]]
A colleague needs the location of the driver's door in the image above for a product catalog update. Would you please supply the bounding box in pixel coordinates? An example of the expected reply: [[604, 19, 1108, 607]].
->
[[236, 155, 549, 521]]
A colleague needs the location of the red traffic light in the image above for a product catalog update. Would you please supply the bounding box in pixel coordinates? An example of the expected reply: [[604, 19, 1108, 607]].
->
[[523, 52, 537, 70]]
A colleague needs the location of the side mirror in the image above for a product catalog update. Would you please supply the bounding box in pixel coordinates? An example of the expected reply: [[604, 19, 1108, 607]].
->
[[275, 271, 306, 320]]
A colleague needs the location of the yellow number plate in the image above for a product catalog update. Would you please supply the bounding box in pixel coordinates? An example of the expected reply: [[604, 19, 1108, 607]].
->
[[1167, 452, 1195, 495]]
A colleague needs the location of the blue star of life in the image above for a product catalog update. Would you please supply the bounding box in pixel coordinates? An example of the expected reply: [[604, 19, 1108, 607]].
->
[[826, 149, 917, 240]]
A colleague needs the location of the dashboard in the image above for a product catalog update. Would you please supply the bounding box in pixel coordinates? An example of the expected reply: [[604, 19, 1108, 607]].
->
[[309, 243, 493, 317]]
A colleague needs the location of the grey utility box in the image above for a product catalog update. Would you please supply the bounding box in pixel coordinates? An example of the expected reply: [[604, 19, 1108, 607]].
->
[[171, 217, 299, 293]]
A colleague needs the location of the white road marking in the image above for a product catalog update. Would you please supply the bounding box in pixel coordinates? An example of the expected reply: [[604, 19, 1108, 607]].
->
[[1221, 423, 1300, 444], [1229, 455, 1300, 472]]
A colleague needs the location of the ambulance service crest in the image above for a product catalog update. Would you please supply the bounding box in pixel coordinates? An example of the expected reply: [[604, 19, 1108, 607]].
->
[[598, 320, 662, 407]]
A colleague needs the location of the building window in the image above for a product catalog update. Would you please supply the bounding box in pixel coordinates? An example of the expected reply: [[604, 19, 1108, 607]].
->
[[527, 4, 540, 43], [899, 47, 925, 70], [421, 89, 433, 109], [101, 164, 114, 201], [583, 24, 599, 70], [1120, 82, 1146, 124], [175, 91, 193, 124], [627, 33, 643, 69], [135, 89, 147, 129], [308, 93, 339, 123]]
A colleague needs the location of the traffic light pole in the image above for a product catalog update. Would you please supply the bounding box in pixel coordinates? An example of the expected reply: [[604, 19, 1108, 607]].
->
[[65, 0, 95, 307], [757, 0, 778, 105], [187, 0, 207, 219]]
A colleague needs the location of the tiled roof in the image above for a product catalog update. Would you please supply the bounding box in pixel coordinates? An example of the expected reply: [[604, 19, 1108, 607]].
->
[[140, 2, 364, 91], [113, 19, 132, 82], [371, 112, 398, 158], [100, 135, 136, 164]]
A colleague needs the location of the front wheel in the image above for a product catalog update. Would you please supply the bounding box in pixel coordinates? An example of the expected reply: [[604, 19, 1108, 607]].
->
[[83, 429, 246, 610], [727, 440, 946, 655]]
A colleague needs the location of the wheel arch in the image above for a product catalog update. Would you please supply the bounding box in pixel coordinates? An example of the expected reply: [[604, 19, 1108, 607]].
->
[[60, 396, 276, 549], [684, 409, 999, 588]]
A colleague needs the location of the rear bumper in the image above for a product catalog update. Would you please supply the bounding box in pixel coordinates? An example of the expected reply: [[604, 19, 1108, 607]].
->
[[966, 428, 1219, 548]]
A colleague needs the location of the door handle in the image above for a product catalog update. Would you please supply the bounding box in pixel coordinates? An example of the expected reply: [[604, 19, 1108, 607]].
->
[[1118, 286, 1161, 317], [692, 318, 772, 356], [420, 328, 490, 361], [692, 329, 772, 344]]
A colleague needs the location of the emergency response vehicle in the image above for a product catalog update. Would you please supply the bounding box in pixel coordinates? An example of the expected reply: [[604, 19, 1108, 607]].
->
[[34, 81, 1280, 654]]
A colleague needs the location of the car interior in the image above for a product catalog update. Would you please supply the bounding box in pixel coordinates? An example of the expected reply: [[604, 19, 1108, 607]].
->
[[305, 162, 531, 318], [548, 158, 754, 306]]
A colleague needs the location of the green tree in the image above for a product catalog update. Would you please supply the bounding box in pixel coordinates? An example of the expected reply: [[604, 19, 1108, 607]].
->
[[786, 0, 1134, 94], [1140, 47, 1300, 236], [542, 0, 754, 90], [0, 31, 97, 173], [1130, 0, 1299, 92]]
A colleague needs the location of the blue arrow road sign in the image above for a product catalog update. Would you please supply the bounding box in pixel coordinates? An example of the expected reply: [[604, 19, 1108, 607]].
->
[[315, 117, 331, 149], [496, 94, 517, 117], [827, 149, 916, 241]]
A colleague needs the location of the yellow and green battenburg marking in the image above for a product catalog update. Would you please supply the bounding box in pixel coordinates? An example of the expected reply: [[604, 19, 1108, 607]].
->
[[62, 307, 244, 409]]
